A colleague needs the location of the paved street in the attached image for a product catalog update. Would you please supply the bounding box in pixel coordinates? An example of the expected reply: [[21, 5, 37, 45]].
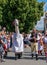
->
[[0, 47, 47, 65]]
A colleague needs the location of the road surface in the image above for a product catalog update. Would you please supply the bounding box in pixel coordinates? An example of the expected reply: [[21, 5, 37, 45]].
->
[[0, 47, 47, 65]]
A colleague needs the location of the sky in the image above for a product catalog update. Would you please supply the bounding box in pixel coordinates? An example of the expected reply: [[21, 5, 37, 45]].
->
[[38, 0, 47, 2], [38, 0, 47, 12], [43, 3, 47, 12]]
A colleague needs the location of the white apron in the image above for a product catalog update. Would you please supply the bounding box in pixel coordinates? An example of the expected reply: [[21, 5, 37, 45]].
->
[[12, 33, 24, 53]]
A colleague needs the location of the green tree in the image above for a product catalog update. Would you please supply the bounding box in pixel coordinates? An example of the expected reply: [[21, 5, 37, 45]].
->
[[0, 0, 44, 33]]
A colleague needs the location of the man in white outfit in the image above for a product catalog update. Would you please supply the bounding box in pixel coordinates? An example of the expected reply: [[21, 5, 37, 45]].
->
[[12, 19, 24, 60]]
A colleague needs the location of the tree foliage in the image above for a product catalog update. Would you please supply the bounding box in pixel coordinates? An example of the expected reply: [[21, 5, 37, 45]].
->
[[0, 0, 44, 33]]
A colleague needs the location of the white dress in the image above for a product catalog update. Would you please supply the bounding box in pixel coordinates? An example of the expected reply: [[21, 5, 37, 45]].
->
[[12, 33, 24, 53]]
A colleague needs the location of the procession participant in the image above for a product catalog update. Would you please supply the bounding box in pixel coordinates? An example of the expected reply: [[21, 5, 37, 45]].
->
[[1, 29, 8, 57], [23, 34, 31, 48], [10, 32, 13, 48], [31, 37, 38, 60], [12, 19, 24, 60], [0, 32, 5, 62], [7, 35, 10, 51], [43, 30, 47, 62], [30, 29, 38, 60], [38, 33, 44, 55]]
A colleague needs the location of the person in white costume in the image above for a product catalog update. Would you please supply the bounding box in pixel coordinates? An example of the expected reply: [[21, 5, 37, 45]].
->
[[12, 19, 24, 60]]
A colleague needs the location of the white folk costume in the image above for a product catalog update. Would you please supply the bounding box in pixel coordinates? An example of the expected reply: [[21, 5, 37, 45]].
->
[[12, 19, 24, 59], [12, 33, 24, 53]]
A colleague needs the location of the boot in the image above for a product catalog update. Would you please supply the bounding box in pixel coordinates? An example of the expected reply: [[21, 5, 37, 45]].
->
[[18, 53, 21, 59], [4, 51, 7, 58], [20, 52, 22, 57], [31, 54, 34, 59], [15, 54, 18, 60], [36, 54, 38, 60]]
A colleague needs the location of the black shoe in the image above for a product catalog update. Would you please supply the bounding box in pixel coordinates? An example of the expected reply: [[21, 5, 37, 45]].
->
[[31, 54, 34, 59], [15, 57, 18, 60], [18, 54, 21, 59], [29, 44, 31, 47], [41, 53, 42, 55], [18, 53, 22, 59], [36, 54, 38, 60], [15, 54, 18, 60], [4, 51, 7, 58]]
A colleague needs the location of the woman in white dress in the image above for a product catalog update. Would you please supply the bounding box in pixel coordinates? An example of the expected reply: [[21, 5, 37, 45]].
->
[[12, 19, 24, 60]]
